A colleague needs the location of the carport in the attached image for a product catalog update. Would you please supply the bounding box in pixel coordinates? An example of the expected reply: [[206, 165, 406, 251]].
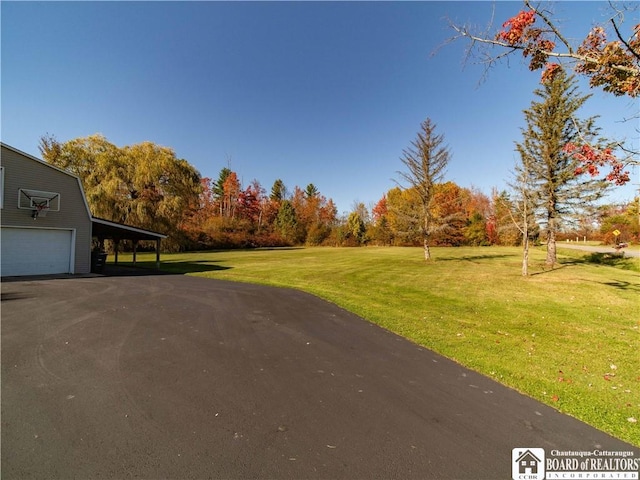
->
[[92, 217, 167, 269]]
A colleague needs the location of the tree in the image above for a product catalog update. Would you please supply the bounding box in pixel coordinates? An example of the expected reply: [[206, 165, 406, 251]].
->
[[351, 201, 371, 226], [386, 187, 423, 246], [304, 183, 319, 199], [274, 200, 301, 244], [511, 150, 537, 276], [213, 167, 232, 217], [345, 212, 365, 245], [40, 134, 201, 250], [221, 171, 241, 219], [185, 177, 216, 227], [429, 182, 467, 246], [598, 200, 639, 244], [288, 184, 336, 245], [450, 1, 639, 184], [463, 187, 491, 246], [451, 1, 639, 96], [270, 179, 287, 202], [515, 69, 608, 266], [237, 180, 265, 226], [347, 203, 369, 246], [465, 212, 488, 246], [372, 195, 388, 223], [396, 118, 451, 260]]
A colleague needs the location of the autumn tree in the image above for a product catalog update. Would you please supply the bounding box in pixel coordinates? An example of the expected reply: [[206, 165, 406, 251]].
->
[[290, 185, 336, 245], [463, 188, 491, 246], [490, 190, 526, 246], [342, 202, 370, 246], [368, 195, 392, 245], [183, 177, 216, 229], [384, 188, 418, 245], [598, 200, 639, 244], [450, 1, 639, 184], [346, 211, 366, 245], [221, 171, 241, 219], [257, 178, 286, 228], [452, 1, 639, 95], [396, 118, 451, 260], [429, 182, 467, 246], [213, 167, 232, 217], [237, 180, 266, 226], [515, 69, 608, 266], [39, 134, 201, 250], [372, 195, 388, 223]]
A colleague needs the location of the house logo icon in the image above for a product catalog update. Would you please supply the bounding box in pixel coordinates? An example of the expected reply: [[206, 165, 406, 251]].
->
[[512, 448, 545, 480]]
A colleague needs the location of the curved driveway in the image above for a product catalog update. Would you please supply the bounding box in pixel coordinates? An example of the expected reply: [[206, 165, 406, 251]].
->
[[1, 274, 637, 479], [558, 243, 640, 258]]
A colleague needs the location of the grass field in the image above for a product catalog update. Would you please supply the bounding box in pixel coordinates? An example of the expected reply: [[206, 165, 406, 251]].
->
[[112, 246, 640, 446]]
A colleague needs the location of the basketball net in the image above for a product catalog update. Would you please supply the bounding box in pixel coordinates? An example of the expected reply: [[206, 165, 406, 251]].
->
[[32, 202, 50, 219]]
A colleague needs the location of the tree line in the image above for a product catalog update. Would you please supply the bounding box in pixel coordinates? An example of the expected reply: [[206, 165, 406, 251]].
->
[[37, 2, 638, 265], [38, 124, 637, 258]]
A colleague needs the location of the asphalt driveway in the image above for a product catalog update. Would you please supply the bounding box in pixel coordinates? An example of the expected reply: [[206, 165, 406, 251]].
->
[[1, 274, 637, 479], [558, 243, 640, 258]]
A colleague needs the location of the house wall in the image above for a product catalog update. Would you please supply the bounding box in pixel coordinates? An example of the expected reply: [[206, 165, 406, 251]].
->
[[1, 144, 93, 274]]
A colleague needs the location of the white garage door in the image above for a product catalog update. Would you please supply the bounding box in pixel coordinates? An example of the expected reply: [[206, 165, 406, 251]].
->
[[1, 228, 74, 276]]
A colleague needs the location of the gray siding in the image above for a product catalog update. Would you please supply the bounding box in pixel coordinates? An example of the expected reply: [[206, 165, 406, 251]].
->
[[1, 144, 93, 274]]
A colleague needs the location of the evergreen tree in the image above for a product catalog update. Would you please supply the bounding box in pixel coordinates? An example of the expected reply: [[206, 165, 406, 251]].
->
[[304, 183, 319, 199], [270, 179, 287, 202], [275, 200, 299, 243], [515, 69, 608, 265], [213, 167, 232, 216], [396, 118, 451, 260]]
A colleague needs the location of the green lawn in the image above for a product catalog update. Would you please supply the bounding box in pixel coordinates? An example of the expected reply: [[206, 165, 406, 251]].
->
[[111, 246, 640, 446]]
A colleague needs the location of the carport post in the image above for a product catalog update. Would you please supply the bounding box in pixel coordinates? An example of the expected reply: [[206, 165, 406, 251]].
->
[[114, 239, 119, 265], [133, 241, 138, 266], [156, 239, 161, 270]]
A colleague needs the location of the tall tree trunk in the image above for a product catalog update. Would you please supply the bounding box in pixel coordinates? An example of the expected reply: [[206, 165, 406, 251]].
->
[[423, 237, 431, 261], [522, 201, 529, 276], [522, 236, 529, 276], [546, 227, 557, 265], [423, 216, 431, 261]]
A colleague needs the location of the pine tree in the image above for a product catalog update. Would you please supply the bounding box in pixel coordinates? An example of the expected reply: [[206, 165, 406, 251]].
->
[[515, 69, 608, 266], [213, 167, 232, 216], [397, 118, 451, 260], [275, 200, 299, 244], [270, 179, 287, 202]]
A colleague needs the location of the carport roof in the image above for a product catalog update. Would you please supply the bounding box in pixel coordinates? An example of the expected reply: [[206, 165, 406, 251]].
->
[[92, 217, 167, 241]]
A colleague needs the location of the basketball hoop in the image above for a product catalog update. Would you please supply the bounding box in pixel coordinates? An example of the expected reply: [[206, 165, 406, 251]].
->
[[32, 201, 50, 219]]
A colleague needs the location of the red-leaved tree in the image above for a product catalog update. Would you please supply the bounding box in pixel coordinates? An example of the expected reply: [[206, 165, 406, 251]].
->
[[451, 1, 639, 185]]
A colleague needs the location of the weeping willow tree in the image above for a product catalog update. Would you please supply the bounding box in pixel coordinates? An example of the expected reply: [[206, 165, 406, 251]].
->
[[515, 69, 609, 266], [39, 134, 202, 250]]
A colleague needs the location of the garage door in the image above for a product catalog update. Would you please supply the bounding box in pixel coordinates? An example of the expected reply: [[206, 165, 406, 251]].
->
[[1, 228, 74, 276]]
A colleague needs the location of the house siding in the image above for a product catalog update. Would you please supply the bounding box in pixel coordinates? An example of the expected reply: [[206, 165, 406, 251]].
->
[[1, 144, 93, 274]]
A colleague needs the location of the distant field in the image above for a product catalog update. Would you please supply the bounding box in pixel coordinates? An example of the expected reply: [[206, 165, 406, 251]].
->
[[112, 246, 640, 446]]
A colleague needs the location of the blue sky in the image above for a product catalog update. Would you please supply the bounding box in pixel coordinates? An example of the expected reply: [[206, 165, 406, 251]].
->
[[2, 1, 638, 215]]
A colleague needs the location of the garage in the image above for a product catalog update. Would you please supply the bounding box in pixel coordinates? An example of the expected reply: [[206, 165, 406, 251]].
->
[[1, 227, 74, 276], [1, 143, 166, 277]]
